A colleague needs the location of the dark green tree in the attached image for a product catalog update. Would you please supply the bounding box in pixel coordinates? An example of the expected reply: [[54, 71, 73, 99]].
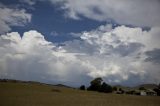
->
[[87, 77, 103, 91], [153, 88, 160, 96], [119, 88, 124, 94], [139, 87, 146, 90], [99, 82, 112, 93], [153, 83, 160, 96], [112, 86, 117, 91], [79, 85, 85, 90]]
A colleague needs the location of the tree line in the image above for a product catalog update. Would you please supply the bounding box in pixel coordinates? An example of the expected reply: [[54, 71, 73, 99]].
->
[[79, 77, 160, 96], [79, 77, 112, 93]]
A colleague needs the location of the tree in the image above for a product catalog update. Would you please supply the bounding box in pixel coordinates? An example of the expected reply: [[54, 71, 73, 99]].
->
[[139, 87, 146, 90], [87, 77, 112, 93], [87, 77, 103, 91], [119, 88, 122, 91], [99, 82, 112, 93], [112, 86, 117, 91], [153, 83, 160, 96], [119, 88, 124, 94], [153, 88, 160, 96], [79, 85, 85, 90]]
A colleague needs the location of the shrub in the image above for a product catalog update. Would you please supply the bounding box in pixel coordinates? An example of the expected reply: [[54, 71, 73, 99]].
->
[[51, 88, 61, 92]]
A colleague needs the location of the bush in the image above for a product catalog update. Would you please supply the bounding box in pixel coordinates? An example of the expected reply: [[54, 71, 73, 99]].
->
[[51, 88, 61, 92]]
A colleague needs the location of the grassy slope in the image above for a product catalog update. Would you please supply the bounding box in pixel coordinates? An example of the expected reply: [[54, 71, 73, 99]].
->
[[0, 82, 160, 106]]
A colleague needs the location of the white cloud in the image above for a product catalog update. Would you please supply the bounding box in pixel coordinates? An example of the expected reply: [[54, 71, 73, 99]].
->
[[0, 3, 31, 34], [19, 0, 36, 5], [50, 0, 160, 27], [0, 30, 91, 86], [68, 25, 160, 54], [63, 24, 160, 85], [0, 25, 160, 86]]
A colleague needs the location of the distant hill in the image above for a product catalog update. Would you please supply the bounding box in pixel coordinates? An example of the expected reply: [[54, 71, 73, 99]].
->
[[0, 79, 73, 89], [55, 84, 74, 88], [113, 84, 158, 91], [0, 79, 158, 90], [114, 85, 133, 91], [135, 84, 158, 89]]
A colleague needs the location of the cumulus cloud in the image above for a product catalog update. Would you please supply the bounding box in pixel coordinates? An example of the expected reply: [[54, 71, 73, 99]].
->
[[0, 30, 92, 86], [65, 25, 160, 54], [0, 25, 160, 86], [50, 0, 160, 27], [63, 25, 160, 85], [0, 3, 31, 34]]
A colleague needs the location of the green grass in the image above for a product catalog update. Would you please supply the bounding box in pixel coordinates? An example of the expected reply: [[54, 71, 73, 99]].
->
[[0, 82, 160, 106]]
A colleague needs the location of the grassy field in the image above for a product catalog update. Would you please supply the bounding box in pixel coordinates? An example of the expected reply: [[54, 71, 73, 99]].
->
[[0, 82, 160, 106]]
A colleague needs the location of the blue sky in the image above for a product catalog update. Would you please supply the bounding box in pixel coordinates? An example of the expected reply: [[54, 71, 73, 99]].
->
[[1, 0, 107, 43], [0, 0, 160, 87]]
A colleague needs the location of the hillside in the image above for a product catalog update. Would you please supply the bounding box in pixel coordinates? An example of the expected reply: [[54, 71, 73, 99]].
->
[[0, 81, 160, 106], [135, 84, 158, 89]]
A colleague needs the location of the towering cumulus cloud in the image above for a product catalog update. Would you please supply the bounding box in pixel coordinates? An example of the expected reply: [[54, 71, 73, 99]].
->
[[0, 31, 93, 86], [0, 25, 160, 86], [64, 25, 160, 85]]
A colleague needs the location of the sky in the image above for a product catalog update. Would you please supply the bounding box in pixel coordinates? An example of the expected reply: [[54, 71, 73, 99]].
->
[[0, 0, 160, 87]]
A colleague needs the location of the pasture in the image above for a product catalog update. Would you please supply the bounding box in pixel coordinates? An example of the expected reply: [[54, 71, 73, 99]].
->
[[0, 82, 160, 106]]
